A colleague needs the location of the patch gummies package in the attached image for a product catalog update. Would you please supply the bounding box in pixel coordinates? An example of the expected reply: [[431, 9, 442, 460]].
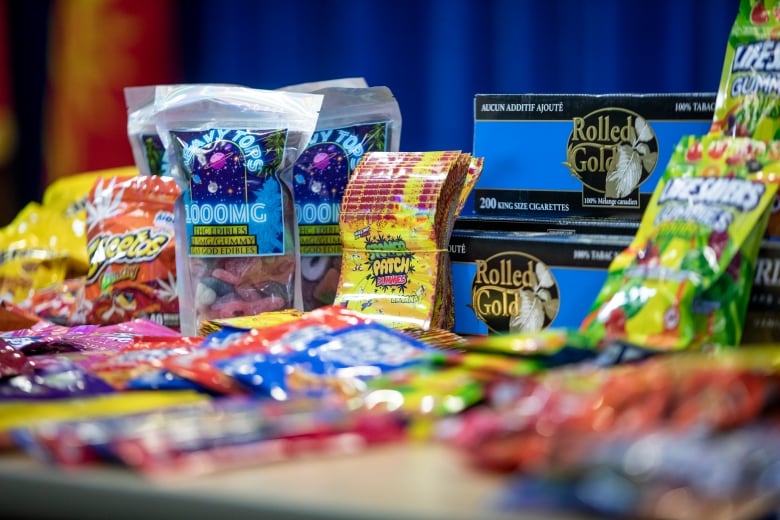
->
[[291, 86, 402, 311], [334, 151, 474, 330], [154, 85, 323, 336], [580, 134, 779, 350]]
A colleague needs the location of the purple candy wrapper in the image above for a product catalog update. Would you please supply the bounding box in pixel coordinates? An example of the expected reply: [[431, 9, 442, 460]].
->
[[0, 355, 115, 399], [0, 318, 182, 356]]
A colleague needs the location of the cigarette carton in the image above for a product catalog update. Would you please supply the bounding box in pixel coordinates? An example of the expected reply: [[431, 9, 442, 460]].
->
[[463, 93, 716, 221]]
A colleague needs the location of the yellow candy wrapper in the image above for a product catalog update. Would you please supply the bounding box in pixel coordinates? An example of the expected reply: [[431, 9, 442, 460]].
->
[[0, 390, 208, 433], [334, 151, 477, 330], [0, 203, 71, 303], [0, 167, 138, 305], [41, 166, 138, 273], [336, 246, 440, 329], [711, 0, 780, 141], [198, 308, 305, 335]]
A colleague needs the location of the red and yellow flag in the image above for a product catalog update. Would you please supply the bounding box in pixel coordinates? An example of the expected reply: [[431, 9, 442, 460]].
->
[[0, 1, 15, 169], [43, 0, 180, 186]]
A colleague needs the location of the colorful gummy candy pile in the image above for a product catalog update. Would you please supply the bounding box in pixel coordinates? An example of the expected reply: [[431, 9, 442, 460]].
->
[[4, 304, 780, 519]]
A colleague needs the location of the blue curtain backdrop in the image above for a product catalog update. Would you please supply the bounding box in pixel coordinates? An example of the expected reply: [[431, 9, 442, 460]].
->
[[178, 0, 737, 154]]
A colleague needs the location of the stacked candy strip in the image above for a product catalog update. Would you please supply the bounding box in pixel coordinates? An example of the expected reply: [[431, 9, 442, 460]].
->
[[334, 151, 480, 330]]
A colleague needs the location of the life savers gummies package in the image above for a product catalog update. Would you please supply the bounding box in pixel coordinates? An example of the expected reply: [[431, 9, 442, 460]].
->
[[83, 175, 181, 328], [580, 134, 779, 350], [712, 0, 780, 142], [291, 86, 402, 311], [711, 0, 780, 236], [154, 85, 323, 336]]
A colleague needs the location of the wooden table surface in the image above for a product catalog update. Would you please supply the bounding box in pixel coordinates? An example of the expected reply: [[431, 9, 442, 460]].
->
[[0, 441, 588, 520]]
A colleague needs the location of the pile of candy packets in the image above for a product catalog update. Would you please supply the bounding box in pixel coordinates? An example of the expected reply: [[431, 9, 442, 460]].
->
[[4, 3, 780, 519]]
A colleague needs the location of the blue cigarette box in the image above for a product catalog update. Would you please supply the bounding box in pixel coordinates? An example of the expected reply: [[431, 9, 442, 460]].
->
[[462, 93, 716, 221], [449, 228, 780, 341], [448, 229, 631, 335]]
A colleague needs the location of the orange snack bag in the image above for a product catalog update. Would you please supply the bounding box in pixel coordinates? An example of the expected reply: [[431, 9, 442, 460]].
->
[[84, 175, 181, 328]]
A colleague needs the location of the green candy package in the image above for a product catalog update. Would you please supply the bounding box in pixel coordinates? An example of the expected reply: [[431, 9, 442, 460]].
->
[[580, 134, 779, 350], [711, 0, 780, 236], [460, 327, 597, 357], [711, 0, 780, 141], [153, 85, 323, 336]]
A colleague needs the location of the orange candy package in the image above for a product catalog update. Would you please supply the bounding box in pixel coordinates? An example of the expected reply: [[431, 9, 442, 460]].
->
[[83, 175, 181, 329]]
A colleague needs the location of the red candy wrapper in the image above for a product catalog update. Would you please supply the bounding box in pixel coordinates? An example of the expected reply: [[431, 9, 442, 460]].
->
[[162, 305, 365, 395], [11, 396, 406, 478], [449, 347, 780, 475], [84, 336, 202, 390]]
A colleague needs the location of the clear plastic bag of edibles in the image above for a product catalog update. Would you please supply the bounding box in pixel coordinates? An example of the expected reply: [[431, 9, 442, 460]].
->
[[154, 85, 323, 336], [291, 86, 402, 310]]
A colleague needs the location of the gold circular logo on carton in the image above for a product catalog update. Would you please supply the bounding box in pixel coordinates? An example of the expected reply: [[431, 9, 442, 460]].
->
[[563, 108, 659, 198], [470, 251, 559, 334]]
